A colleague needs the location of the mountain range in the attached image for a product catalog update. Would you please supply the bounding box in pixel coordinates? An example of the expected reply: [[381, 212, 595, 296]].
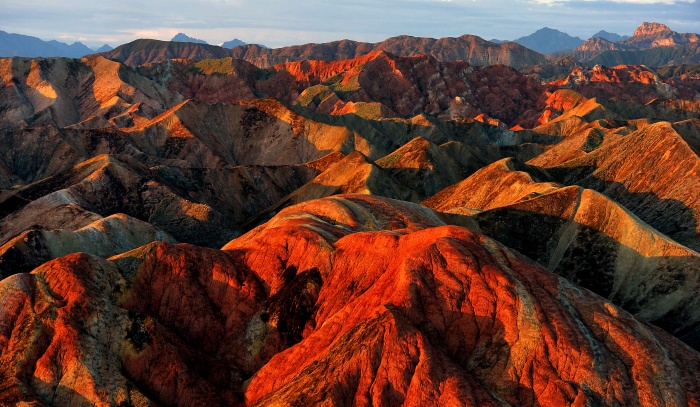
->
[[102, 34, 546, 69], [1, 21, 700, 406], [0, 30, 94, 58], [2, 22, 697, 70]]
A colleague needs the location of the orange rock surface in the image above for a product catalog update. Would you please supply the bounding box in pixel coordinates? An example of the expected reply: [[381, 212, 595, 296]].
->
[[1, 195, 700, 406]]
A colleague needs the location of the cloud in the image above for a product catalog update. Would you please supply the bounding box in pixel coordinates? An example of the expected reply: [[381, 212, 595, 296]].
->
[[532, 0, 695, 3]]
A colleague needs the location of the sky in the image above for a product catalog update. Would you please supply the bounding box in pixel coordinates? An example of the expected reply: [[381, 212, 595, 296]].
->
[[1, 0, 699, 49]]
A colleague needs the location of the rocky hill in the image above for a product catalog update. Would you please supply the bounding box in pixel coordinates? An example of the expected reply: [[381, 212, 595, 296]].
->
[[0, 47, 700, 406], [95, 22, 700, 73], [99, 39, 235, 66], [572, 22, 700, 66], [103, 34, 546, 69], [2, 195, 700, 406]]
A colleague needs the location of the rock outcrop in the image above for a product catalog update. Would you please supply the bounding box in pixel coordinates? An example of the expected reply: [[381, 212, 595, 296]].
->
[[2, 195, 700, 406]]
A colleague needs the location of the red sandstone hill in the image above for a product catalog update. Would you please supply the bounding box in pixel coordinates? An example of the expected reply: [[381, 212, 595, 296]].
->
[[3, 51, 698, 131], [547, 64, 700, 103], [2, 195, 700, 406], [1, 40, 700, 406], [0, 55, 182, 128], [568, 22, 700, 66], [622, 22, 699, 50], [574, 22, 699, 57], [424, 158, 700, 347]]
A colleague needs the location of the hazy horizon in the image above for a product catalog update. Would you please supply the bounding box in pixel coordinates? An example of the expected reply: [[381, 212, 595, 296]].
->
[[2, 0, 699, 49]]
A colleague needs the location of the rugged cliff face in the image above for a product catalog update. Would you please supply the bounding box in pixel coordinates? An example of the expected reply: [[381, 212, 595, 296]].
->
[[569, 22, 700, 66], [1, 39, 700, 406], [2, 195, 700, 407]]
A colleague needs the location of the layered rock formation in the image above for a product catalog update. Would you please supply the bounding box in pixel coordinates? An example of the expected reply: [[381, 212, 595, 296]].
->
[[571, 22, 700, 66], [0, 55, 182, 128], [2, 195, 700, 406], [0, 214, 175, 276], [1, 34, 700, 406]]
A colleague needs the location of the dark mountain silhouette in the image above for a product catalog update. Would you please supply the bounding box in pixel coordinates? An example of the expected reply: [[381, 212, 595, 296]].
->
[[94, 43, 113, 52], [591, 30, 629, 42], [222, 38, 246, 48], [514, 27, 584, 54], [171, 32, 208, 44], [0, 30, 93, 58]]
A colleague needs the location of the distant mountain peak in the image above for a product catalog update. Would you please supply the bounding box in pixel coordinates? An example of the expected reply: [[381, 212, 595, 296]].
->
[[537, 27, 562, 33], [514, 27, 584, 54], [95, 44, 113, 53], [171, 33, 208, 44], [222, 38, 246, 48], [0, 30, 94, 58], [591, 30, 629, 42], [633, 22, 672, 37]]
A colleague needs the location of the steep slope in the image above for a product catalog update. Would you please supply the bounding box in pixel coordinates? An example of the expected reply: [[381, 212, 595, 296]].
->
[[423, 157, 560, 214], [571, 38, 633, 62], [125, 95, 552, 168], [471, 186, 700, 347], [520, 56, 586, 81], [123, 98, 370, 166], [0, 214, 176, 276], [621, 22, 699, 50], [135, 58, 260, 103], [0, 155, 239, 248], [376, 137, 545, 199], [131, 51, 548, 125], [547, 65, 700, 107], [0, 55, 182, 128], [248, 153, 416, 227], [548, 120, 700, 250], [370, 34, 546, 69], [376, 137, 469, 199], [0, 126, 90, 184], [276, 51, 545, 125], [2, 195, 699, 406]]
